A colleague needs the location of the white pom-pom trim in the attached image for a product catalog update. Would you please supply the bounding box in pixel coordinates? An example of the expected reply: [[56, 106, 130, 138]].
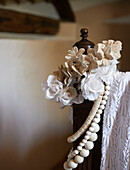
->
[[77, 146, 82, 151], [89, 133, 98, 142], [68, 160, 78, 169], [105, 90, 110, 95], [103, 95, 108, 100], [105, 85, 110, 90], [85, 141, 94, 150], [97, 109, 102, 114], [79, 142, 85, 147], [64, 162, 72, 170], [74, 155, 84, 164], [84, 135, 90, 140], [64, 84, 111, 169], [80, 149, 89, 157]]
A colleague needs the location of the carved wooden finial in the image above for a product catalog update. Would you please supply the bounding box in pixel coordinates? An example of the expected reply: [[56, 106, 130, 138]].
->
[[80, 28, 88, 39], [73, 28, 94, 54]]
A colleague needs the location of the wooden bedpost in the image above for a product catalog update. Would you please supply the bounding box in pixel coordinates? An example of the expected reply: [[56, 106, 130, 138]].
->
[[73, 28, 103, 170]]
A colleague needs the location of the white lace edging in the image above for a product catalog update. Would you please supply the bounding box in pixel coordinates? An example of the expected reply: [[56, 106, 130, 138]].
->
[[101, 72, 130, 170]]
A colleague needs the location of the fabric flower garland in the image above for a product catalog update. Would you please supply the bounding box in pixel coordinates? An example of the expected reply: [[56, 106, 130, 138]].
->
[[42, 40, 122, 106]]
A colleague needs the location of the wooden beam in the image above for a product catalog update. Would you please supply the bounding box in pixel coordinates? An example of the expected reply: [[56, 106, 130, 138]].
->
[[50, 0, 75, 22], [0, 0, 75, 22], [14, 0, 20, 4], [0, 9, 59, 35], [0, 0, 6, 5], [29, 0, 35, 3]]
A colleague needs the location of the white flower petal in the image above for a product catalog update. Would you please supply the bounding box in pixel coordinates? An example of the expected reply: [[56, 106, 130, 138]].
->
[[53, 95, 60, 102], [44, 75, 63, 100], [71, 94, 84, 104], [45, 88, 56, 99], [92, 62, 117, 84], [81, 74, 104, 101], [59, 87, 77, 106], [47, 75, 57, 86], [82, 91, 99, 101]]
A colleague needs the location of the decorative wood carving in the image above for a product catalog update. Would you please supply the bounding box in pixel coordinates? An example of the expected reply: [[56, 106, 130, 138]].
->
[[0, 9, 59, 35]]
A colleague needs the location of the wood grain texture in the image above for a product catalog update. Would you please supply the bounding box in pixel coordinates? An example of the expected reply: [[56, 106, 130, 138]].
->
[[0, 9, 59, 35]]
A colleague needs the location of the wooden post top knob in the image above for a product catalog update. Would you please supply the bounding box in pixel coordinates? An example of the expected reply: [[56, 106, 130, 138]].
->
[[80, 28, 88, 38], [73, 28, 94, 54]]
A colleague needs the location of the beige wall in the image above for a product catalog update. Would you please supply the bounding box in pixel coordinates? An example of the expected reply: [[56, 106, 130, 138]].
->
[[0, 40, 74, 170]]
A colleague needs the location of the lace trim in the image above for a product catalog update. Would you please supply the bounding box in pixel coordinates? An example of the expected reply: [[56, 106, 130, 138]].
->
[[101, 72, 130, 170]]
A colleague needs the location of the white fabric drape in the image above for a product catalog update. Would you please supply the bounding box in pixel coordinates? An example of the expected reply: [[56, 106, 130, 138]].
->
[[101, 72, 130, 170]]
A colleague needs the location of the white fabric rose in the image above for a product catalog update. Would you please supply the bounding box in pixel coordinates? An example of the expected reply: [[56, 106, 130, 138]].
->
[[92, 61, 117, 84], [45, 75, 63, 102], [60, 86, 77, 106], [71, 94, 84, 105], [81, 74, 104, 101]]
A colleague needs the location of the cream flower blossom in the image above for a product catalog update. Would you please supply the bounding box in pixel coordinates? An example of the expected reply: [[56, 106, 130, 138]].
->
[[102, 40, 122, 60], [87, 40, 122, 68], [84, 54, 99, 72], [65, 46, 85, 60], [65, 46, 89, 75], [42, 39, 122, 106], [94, 43, 105, 60], [87, 44, 104, 60], [81, 73, 104, 101], [59, 86, 77, 106]]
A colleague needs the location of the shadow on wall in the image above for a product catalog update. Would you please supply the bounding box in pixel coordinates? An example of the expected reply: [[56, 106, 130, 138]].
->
[[107, 23, 130, 72], [0, 133, 71, 170], [0, 40, 74, 170], [105, 1, 130, 71], [75, 0, 130, 71]]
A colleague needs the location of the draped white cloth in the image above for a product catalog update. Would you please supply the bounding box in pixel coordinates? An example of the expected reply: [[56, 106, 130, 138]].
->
[[101, 72, 130, 170]]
